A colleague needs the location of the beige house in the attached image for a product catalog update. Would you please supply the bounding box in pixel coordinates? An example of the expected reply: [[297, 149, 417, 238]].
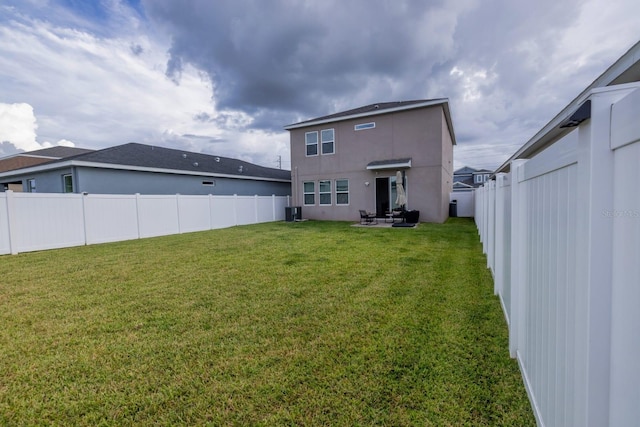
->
[[284, 99, 456, 223]]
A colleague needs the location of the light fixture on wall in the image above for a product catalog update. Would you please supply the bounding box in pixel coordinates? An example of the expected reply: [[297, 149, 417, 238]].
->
[[365, 181, 370, 186]]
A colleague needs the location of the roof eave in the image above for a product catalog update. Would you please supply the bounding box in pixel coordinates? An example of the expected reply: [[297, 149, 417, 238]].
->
[[0, 160, 291, 183], [284, 99, 449, 130]]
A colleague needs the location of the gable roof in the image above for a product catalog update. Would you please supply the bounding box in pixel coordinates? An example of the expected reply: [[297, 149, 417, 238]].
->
[[284, 98, 457, 145], [0, 143, 291, 182], [453, 166, 492, 175]]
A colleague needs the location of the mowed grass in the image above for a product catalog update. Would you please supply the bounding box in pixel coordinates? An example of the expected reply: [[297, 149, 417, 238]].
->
[[0, 219, 534, 426]]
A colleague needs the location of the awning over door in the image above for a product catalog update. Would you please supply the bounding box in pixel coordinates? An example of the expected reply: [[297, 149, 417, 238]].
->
[[366, 158, 412, 170]]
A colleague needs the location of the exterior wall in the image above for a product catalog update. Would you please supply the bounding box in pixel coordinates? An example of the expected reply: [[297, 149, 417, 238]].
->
[[75, 168, 290, 196], [1, 167, 290, 196], [290, 105, 453, 222]]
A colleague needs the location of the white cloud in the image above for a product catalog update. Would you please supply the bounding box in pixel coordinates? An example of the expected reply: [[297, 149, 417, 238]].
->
[[0, 7, 286, 167], [0, 102, 42, 151]]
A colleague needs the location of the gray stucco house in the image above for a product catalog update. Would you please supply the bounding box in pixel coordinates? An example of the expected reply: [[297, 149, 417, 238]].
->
[[453, 166, 492, 192], [0, 143, 291, 196], [284, 99, 456, 223]]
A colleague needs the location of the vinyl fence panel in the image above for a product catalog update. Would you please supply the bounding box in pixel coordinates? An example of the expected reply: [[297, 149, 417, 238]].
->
[[608, 86, 640, 427], [0, 193, 11, 255], [178, 195, 212, 233], [209, 195, 238, 229], [475, 83, 640, 427], [0, 193, 290, 256], [12, 193, 86, 253], [449, 191, 475, 217], [235, 196, 257, 225], [84, 194, 139, 244]]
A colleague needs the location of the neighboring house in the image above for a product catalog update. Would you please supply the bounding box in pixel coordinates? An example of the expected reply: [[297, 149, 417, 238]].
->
[[284, 99, 456, 223], [0, 146, 94, 173], [0, 142, 291, 196], [453, 166, 492, 191]]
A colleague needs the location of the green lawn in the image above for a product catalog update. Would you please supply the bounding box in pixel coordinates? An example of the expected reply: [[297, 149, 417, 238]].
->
[[0, 219, 534, 426]]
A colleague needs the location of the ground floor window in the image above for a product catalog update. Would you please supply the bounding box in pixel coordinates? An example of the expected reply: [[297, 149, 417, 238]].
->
[[336, 179, 349, 205], [27, 179, 36, 193], [62, 174, 73, 193], [319, 180, 332, 205], [303, 181, 315, 205]]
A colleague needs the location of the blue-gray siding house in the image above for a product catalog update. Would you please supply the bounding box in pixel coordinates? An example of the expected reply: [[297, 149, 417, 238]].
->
[[0, 143, 291, 196]]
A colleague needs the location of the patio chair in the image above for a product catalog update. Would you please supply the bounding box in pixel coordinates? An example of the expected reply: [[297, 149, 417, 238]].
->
[[391, 208, 405, 223], [359, 210, 378, 225]]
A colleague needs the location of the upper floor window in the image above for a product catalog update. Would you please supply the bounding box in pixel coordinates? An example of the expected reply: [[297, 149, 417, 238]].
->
[[305, 131, 318, 156], [303, 181, 315, 205], [321, 129, 334, 155], [336, 179, 349, 205], [319, 180, 332, 205], [474, 174, 491, 184], [354, 122, 375, 131]]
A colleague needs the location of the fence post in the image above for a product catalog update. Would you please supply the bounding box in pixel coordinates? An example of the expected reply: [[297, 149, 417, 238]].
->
[[135, 193, 141, 239], [271, 195, 276, 221], [254, 195, 259, 224], [573, 88, 633, 426], [176, 194, 182, 234], [487, 179, 496, 272], [6, 190, 18, 255], [233, 194, 238, 226], [494, 173, 507, 296], [509, 159, 528, 358], [81, 192, 89, 245], [208, 194, 214, 230]]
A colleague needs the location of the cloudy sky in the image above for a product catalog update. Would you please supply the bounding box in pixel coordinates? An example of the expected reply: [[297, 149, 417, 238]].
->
[[1, 0, 638, 171]]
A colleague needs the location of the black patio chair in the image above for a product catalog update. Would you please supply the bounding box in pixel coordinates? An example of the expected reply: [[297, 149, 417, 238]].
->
[[359, 210, 378, 225]]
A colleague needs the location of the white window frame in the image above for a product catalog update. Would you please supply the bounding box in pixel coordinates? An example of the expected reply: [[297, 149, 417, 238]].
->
[[62, 174, 73, 193], [321, 128, 335, 155], [305, 131, 318, 156], [303, 181, 315, 205], [354, 122, 376, 131], [319, 180, 332, 205], [336, 179, 349, 205], [27, 178, 36, 193]]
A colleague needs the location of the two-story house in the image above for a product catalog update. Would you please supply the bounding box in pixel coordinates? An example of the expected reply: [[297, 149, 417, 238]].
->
[[284, 99, 456, 223], [453, 166, 492, 192]]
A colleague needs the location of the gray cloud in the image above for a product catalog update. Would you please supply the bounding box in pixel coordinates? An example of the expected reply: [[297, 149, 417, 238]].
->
[[144, 1, 465, 127], [0, 141, 22, 157], [141, 0, 605, 164]]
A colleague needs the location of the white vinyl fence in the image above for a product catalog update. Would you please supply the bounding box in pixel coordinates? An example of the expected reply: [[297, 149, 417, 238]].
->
[[449, 191, 475, 217], [476, 83, 640, 427], [0, 192, 290, 255]]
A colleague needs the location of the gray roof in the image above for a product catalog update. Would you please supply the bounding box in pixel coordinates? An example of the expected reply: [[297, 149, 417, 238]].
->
[[64, 143, 291, 181], [22, 146, 95, 158], [289, 100, 436, 126], [284, 98, 455, 137], [454, 166, 492, 175], [2, 143, 291, 182]]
